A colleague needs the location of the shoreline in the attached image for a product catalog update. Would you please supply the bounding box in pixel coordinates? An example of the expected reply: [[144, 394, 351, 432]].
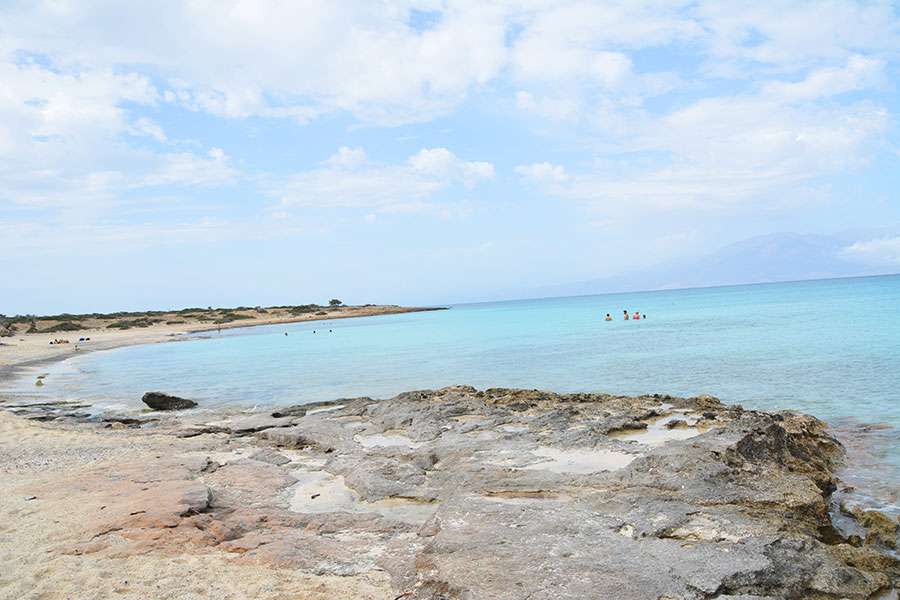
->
[[1, 385, 898, 598], [0, 304, 446, 378], [3, 307, 899, 526]]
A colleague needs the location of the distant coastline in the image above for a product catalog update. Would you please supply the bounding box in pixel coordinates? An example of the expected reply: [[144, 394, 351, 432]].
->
[[0, 303, 447, 372]]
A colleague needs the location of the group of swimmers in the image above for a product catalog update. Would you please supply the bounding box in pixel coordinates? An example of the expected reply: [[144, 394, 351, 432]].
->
[[605, 310, 646, 321]]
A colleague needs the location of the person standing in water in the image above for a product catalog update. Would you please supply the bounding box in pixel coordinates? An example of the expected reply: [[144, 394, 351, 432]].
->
[[605, 314, 612, 321], [623, 310, 629, 320], [633, 311, 640, 320]]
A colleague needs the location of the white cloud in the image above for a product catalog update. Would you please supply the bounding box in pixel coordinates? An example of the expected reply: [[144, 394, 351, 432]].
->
[[516, 90, 890, 214], [515, 91, 538, 111], [515, 91, 578, 120], [762, 55, 887, 103], [841, 235, 900, 266], [325, 146, 369, 169], [131, 117, 168, 142], [515, 162, 569, 183], [696, 2, 900, 73], [0, 0, 898, 258], [408, 148, 460, 177], [408, 147, 494, 186], [278, 147, 493, 212]]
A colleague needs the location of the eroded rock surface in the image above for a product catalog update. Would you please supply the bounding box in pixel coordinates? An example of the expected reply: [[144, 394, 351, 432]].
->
[[6, 386, 900, 599]]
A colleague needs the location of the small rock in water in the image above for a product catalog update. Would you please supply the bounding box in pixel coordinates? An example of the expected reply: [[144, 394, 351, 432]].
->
[[141, 392, 198, 411]]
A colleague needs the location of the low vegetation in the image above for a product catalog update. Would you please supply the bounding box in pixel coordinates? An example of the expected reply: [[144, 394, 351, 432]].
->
[[213, 313, 255, 324], [7, 301, 405, 334], [106, 318, 163, 330], [39, 321, 83, 333]]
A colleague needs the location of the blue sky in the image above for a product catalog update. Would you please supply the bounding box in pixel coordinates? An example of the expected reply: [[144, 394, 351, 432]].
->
[[2, 1, 899, 315]]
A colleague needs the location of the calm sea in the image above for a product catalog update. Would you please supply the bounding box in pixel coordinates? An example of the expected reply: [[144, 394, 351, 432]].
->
[[7, 274, 900, 510]]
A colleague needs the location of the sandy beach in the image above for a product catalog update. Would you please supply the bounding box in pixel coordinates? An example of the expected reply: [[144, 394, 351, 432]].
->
[[0, 304, 441, 369]]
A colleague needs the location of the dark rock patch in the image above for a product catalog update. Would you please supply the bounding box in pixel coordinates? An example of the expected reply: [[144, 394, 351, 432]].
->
[[142, 392, 197, 411]]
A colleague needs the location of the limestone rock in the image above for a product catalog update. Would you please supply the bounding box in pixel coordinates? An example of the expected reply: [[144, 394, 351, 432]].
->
[[24, 385, 900, 599]]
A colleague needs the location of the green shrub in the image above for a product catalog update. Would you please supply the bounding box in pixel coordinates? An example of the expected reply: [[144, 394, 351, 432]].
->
[[106, 317, 161, 330], [166, 320, 186, 325], [39, 321, 82, 333], [213, 313, 255, 324]]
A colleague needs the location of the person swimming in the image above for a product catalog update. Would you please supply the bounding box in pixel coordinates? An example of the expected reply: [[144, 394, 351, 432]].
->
[[605, 314, 612, 321]]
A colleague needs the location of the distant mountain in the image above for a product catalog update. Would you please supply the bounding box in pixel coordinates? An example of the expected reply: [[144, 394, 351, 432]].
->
[[530, 231, 899, 299]]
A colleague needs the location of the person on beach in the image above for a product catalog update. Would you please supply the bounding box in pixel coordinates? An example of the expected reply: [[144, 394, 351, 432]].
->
[[623, 310, 629, 320], [605, 314, 612, 321]]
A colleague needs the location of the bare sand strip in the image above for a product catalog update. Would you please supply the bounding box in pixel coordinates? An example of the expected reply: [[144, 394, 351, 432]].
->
[[0, 304, 442, 369]]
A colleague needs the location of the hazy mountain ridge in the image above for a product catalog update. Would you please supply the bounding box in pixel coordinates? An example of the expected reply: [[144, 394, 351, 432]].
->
[[530, 230, 900, 299]]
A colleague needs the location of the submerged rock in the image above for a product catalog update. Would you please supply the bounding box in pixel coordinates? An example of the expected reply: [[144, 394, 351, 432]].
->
[[141, 391, 197, 411]]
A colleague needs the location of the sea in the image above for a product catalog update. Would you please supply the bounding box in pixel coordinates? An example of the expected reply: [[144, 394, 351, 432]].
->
[[7, 274, 900, 513]]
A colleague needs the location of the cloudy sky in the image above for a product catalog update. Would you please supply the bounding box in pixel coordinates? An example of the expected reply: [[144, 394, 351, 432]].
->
[[2, 0, 899, 315]]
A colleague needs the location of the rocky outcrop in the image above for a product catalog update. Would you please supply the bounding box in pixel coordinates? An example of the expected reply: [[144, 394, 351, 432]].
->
[[141, 391, 197, 410], [22, 386, 900, 599]]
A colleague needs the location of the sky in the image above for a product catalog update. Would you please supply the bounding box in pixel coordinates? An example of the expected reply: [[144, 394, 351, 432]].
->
[[2, 0, 900, 315]]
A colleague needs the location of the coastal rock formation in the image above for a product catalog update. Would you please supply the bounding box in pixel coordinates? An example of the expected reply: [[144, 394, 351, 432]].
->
[[141, 391, 197, 410], [3, 386, 898, 599]]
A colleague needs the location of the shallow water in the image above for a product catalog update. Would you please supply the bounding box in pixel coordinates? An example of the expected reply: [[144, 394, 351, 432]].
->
[[7, 275, 900, 506]]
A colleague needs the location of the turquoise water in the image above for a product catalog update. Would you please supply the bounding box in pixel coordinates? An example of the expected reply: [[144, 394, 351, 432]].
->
[[17, 275, 900, 427]]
